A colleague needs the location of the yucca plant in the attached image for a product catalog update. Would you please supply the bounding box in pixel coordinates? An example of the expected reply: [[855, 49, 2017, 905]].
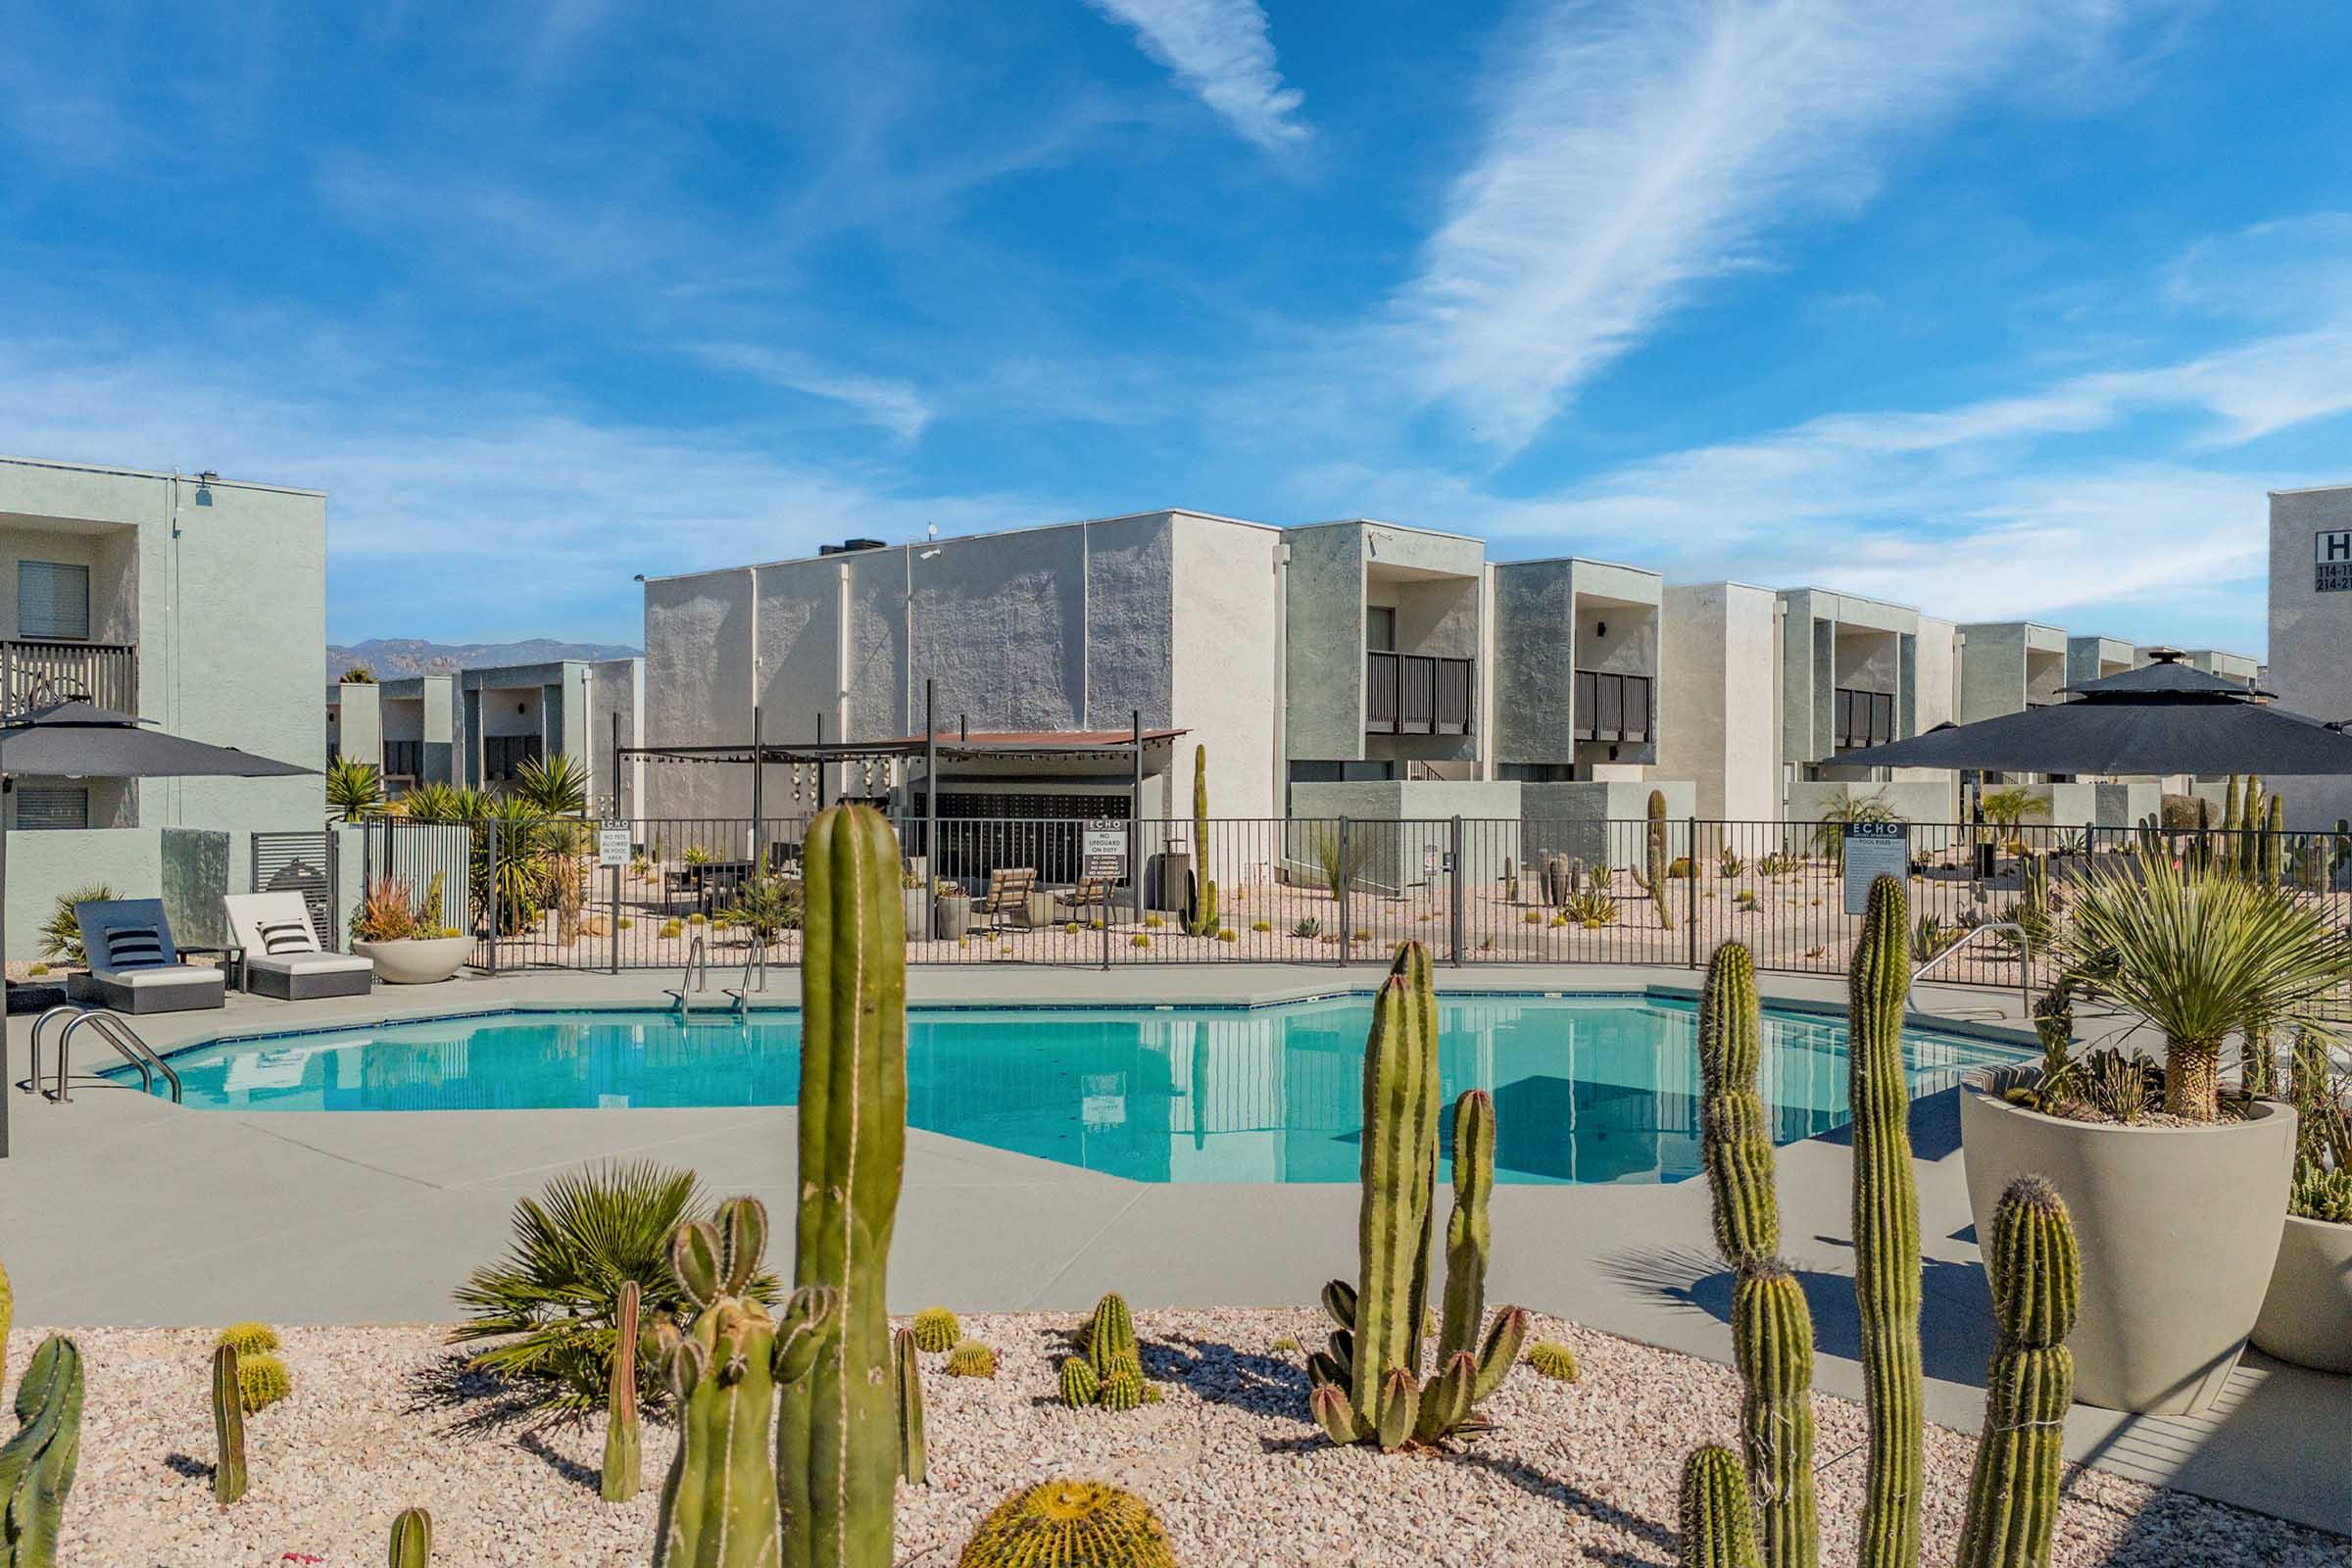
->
[[327, 757, 385, 821], [717, 874, 804, 945], [1308, 823, 1351, 905], [399, 779, 467, 822], [450, 1160, 778, 1420], [514, 752, 592, 818], [2060, 853, 2350, 1122]]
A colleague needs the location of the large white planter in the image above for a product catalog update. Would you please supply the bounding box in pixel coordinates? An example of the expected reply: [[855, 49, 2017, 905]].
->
[[2252, 1213, 2352, 1374], [351, 936, 472, 985], [1961, 1069, 2296, 1414]]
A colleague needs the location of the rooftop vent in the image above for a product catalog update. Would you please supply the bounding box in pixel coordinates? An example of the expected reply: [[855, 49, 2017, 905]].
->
[[818, 538, 888, 556]]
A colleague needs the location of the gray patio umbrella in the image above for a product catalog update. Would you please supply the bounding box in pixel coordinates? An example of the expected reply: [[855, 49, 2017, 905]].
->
[[1, 697, 312, 1157], [1825, 651, 2352, 776]]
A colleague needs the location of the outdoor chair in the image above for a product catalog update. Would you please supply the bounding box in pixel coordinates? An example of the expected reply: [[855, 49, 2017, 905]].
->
[[1052, 875, 1112, 922], [223, 891, 376, 1001], [974, 866, 1038, 930], [67, 898, 226, 1014]]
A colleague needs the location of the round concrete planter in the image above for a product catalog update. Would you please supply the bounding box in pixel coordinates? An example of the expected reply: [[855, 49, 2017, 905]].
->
[[934, 894, 971, 941], [1961, 1067, 2296, 1414], [351, 936, 472, 984], [2252, 1213, 2352, 1374], [901, 888, 929, 939]]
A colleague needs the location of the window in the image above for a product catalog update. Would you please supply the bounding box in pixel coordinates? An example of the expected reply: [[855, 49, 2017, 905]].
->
[[483, 734, 544, 781], [384, 739, 423, 779], [1288, 760, 1396, 783], [1498, 762, 1579, 782], [1366, 606, 1396, 652], [16, 784, 88, 830], [1835, 688, 1895, 750], [18, 562, 89, 641]]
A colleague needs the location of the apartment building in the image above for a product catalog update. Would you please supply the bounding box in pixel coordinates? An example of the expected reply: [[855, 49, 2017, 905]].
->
[[329, 657, 646, 813], [0, 454, 327, 955], [642, 513, 1691, 868]]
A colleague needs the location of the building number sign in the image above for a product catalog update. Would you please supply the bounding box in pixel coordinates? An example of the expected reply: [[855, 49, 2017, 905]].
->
[[2318, 530, 2352, 593]]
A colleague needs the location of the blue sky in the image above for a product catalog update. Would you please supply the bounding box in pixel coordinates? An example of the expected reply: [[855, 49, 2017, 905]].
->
[[4, 0, 2349, 655]]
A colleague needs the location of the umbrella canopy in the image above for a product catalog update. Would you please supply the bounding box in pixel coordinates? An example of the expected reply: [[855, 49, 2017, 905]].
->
[[0, 699, 314, 780], [1825, 651, 2352, 776]]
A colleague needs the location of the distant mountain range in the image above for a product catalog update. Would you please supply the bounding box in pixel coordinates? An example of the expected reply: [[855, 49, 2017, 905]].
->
[[327, 638, 642, 682]]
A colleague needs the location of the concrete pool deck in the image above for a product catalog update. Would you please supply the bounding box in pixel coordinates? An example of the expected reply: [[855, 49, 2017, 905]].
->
[[2, 962, 2347, 1539]]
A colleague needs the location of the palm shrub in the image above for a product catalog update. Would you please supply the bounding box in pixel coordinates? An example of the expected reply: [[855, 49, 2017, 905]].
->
[[37, 882, 118, 964], [1978, 787, 2051, 853], [1810, 794, 1900, 870], [718, 874, 804, 945], [2060, 852, 2349, 1122], [327, 757, 384, 821], [450, 1159, 777, 1420]]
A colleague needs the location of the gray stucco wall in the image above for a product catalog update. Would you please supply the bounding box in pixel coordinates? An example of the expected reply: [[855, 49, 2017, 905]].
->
[[2268, 485, 2352, 827], [1491, 561, 1577, 764], [645, 567, 757, 818], [1658, 583, 1780, 822], [1283, 523, 1364, 761]]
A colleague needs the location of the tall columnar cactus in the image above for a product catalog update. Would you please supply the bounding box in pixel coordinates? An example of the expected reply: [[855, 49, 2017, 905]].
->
[[1186, 744, 1218, 937], [780, 804, 908, 1568], [0, 1336, 82, 1568], [1313, 942, 1525, 1450], [211, 1344, 248, 1506], [1733, 1262, 1818, 1568], [894, 1329, 926, 1488], [1680, 1446, 1764, 1568], [1848, 875, 1923, 1568], [2264, 793, 2284, 887], [1647, 790, 1675, 930], [1698, 943, 1778, 1267], [654, 1198, 817, 1568], [2223, 773, 2241, 841], [388, 1507, 433, 1568], [601, 1279, 642, 1503], [1955, 1176, 2079, 1568]]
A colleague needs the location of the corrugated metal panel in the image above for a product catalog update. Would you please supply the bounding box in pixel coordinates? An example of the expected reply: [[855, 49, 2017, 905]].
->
[[15, 785, 87, 830]]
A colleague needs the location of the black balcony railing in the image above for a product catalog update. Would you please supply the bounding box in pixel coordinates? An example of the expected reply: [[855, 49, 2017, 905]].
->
[[1366, 652, 1474, 736], [1834, 687, 1896, 751], [1573, 670, 1653, 743], [2, 639, 136, 714]]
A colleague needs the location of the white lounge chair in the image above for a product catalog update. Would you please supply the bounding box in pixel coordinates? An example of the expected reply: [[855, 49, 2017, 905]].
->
[[67, 899, 226, 1014], [223, 892, 375, 1001]]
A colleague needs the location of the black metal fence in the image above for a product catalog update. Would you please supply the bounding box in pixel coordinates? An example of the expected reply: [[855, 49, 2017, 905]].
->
[[359, 813, 2352, 987]]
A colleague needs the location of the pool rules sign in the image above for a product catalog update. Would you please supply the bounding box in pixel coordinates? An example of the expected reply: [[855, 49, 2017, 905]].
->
[[1842, 821, 1908, 914], [2319, 529, 2352, 593]]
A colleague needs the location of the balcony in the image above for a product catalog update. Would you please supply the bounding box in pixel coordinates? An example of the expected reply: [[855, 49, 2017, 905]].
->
[[2, 640, 136, 714], [1366, 652, 1474, 736], [1834, 686, 1896, 752], [1573, 670, 1653, 743]]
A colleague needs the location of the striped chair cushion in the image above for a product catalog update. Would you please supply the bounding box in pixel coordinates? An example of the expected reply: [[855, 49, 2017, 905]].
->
[[103, 927, 167, 969], [257, 918, 319, 956]]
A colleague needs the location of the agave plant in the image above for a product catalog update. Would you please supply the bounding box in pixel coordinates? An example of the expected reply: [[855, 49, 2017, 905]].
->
[[716, 873, 803, 945], [450, 1160, 779, 1420], [2060, 853, 2350, 1122], [327, 757, 385, 821]]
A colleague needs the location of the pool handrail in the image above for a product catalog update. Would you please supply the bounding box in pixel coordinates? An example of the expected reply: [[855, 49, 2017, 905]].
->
[[53, 1009, 181, 1105], [665, 933, 710, 1016], [1909, 920, 2031, 1020]]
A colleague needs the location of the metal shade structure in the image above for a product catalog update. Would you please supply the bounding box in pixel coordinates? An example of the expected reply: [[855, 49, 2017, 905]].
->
[[1823, 651, 2352, 776], [1, 698, 313, 1157]]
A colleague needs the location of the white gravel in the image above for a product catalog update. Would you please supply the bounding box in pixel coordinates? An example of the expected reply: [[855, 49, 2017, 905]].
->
[[15, 1313, 2345, 1567]]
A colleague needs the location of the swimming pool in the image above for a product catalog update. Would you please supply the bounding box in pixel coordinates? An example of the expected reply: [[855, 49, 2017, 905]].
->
[[130, 995, 2025, 1186]]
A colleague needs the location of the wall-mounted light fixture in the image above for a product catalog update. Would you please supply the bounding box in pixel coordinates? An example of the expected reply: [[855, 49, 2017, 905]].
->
[[1595, 620, 1608, 638], [194, 470, 218, 507]]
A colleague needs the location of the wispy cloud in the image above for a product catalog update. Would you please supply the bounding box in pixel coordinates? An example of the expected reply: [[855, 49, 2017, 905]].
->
[[1084, 0, 1310, 151], [1395, 0, 2180, 454], [685, 343, 934, 442]]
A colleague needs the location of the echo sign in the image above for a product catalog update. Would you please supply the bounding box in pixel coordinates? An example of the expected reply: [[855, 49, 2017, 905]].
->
[[2318, 529, 2352, 593]]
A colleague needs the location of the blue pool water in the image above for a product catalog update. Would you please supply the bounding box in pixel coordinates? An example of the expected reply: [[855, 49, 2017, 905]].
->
[[132, 997, 2024, 1186]]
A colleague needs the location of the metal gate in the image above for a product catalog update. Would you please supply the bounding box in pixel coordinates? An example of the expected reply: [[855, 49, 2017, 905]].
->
[[251, 831, 337, 950]]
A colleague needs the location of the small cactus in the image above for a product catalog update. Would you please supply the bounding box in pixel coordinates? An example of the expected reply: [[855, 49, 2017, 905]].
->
[[1098, 1364, 1145, 1412], [1680, 1446, 1764, 1568], [1955, 1176, 2079, 1568], [1525, 1342, 1579, 1382], [602, 1280, 642, 1503], [910, 1307, 960, 1353], [946, 1341, 997, 1379], [214, 1322, 279, 1358], [238, 1352, 294, 1414], [1085, 1293, 1138, 1373], [1056, 1357, 1099, 1409], [388, 1507, 433, 1568], [1269, 1336, 1300, 1354], [895, 1328, 926, 1489], [0, 1337, 83, 1559], [956, 1479, 1176, 1568], [212, 1344, 248, 1505]]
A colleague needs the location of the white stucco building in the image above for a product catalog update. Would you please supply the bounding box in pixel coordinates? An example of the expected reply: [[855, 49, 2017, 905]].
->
[[329, 657, 646, 814]]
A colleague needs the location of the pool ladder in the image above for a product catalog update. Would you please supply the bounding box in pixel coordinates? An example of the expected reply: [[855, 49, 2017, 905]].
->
[[1909, 920, 2031, 1021], [664, 935, 757, 1021], [22, 1004, 183, 1105]]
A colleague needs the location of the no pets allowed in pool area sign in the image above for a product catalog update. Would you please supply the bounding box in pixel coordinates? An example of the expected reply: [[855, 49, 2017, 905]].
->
[[1842, 820, 1907, 914]]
